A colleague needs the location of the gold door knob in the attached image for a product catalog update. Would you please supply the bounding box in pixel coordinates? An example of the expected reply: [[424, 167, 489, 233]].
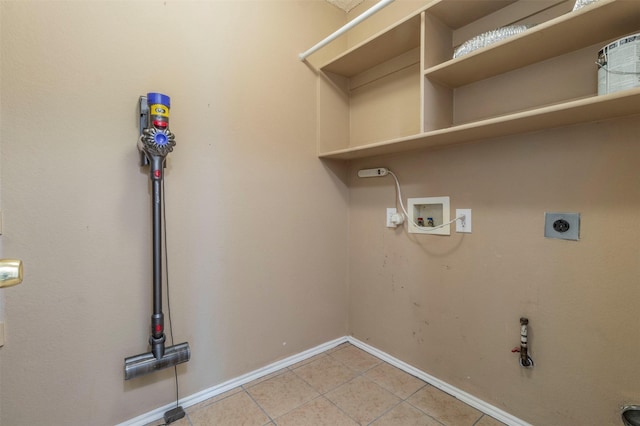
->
[[0, 259, 23, 288]]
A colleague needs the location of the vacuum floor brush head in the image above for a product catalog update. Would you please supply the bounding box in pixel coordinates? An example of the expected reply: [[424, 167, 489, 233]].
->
[[124, 342, 190, 380]]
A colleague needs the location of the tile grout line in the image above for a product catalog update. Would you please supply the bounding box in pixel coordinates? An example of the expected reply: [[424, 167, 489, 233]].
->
[[323, 345, 453, 426], [274, 345, 363, 424], [331, 344, 442, 425], [321, 345, 404, 426], [472, 414, 487, 426], [361, 370, 449, 426], [241, 387, 277, 425], [273, 343, 389, 425], [394, 384, 448, 426]]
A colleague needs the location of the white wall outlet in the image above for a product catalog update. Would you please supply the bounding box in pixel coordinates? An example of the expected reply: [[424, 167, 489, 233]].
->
[[407, 196, 450, 235], [386, 208, 397, 227], [456, 209, 472, 233]]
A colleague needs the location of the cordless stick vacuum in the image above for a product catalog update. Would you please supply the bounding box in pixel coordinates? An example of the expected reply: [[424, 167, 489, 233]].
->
[[124, 93, 190, 387]]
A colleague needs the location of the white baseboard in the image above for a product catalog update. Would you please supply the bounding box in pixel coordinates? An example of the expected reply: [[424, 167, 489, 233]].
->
[[120, 335, 531, 426], [117, 336, 348, 426], [346, 336, 532, 426]]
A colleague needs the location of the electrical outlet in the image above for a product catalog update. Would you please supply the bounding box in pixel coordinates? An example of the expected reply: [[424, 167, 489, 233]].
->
[[386, 208, 397, 227], [456, 209, 472, 233], [358, 168, 388, 178]]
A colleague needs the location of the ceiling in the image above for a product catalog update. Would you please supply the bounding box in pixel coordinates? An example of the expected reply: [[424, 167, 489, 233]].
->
[[326, 0, 364, 12]]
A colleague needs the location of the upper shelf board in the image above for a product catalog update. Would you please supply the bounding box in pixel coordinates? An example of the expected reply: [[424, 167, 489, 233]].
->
[[319, 0, 514, 77], [427, 0, 517, 29], [318, 88, 640, 160], [320, 13, 421, 77], [425, 0, 640, 87]]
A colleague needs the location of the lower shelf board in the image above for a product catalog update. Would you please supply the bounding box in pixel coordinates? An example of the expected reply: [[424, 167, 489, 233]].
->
[[318, 87, 640, 160]]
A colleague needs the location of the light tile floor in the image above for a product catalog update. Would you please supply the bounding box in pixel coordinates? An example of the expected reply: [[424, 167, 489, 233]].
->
[[147, 343, 507, 426]]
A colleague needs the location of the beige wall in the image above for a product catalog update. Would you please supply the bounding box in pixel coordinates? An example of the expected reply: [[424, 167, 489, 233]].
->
[[343, 4, 639, 424], [3, 1, 639, 425], [346, 0, 430, 47], [348, 118, 640, 425], [0, 2, 348, 425]]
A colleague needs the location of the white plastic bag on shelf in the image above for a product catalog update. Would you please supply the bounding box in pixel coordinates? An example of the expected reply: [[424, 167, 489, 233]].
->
[[453, 25, 531, 59], [573, 0, 599, 11]]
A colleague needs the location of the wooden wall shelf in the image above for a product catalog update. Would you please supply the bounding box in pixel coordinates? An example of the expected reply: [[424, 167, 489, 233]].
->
[[319, 89, 640, 160], [315, 0, 640, 161]]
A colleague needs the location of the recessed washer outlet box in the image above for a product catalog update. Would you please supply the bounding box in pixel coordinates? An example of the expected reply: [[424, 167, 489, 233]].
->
[[408, 196, 450, 235], [545, 212, 580, 241]]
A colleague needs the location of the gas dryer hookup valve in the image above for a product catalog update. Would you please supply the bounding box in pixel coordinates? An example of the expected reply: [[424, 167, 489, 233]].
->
[[511, 317, 534, 368]]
